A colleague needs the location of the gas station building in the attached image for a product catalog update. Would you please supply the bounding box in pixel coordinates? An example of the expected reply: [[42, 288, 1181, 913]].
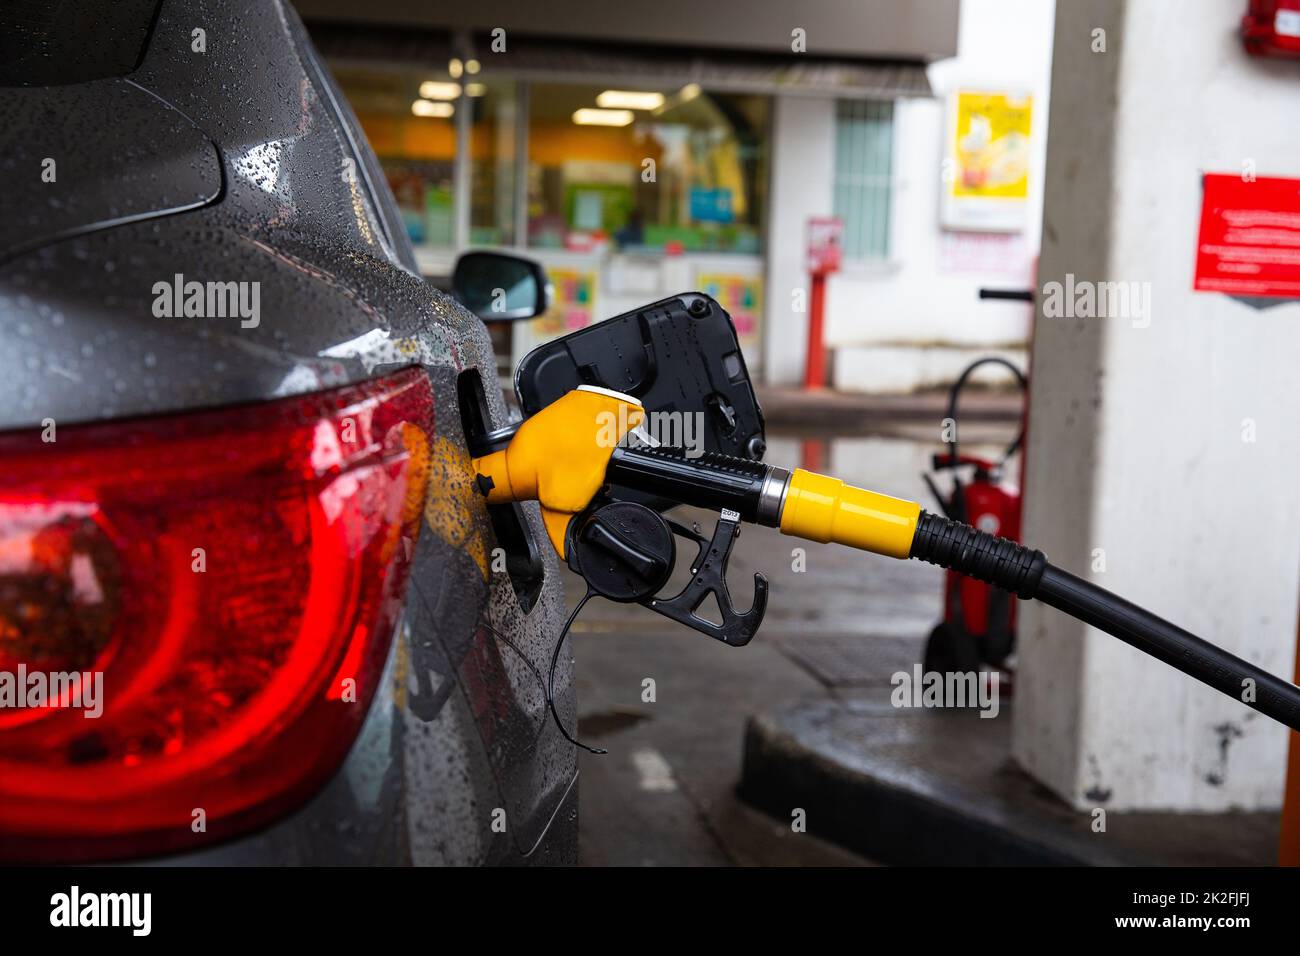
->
[[299, 0, 1054, 391]]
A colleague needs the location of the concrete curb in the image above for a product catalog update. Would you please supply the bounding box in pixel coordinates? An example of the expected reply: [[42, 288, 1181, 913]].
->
[[737, 700, 1279, 866]]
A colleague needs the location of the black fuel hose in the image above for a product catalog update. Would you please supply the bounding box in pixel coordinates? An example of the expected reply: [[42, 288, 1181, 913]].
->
[[910, 510, 1300, 731], [1034, 565, 1300, 730]]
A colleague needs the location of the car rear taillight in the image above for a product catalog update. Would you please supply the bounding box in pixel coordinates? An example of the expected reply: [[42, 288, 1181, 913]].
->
[[0, 367, 433, 861]]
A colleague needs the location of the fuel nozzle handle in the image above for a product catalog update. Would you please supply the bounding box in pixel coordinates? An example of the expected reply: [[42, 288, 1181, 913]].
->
[[605, 446, 784, 524]]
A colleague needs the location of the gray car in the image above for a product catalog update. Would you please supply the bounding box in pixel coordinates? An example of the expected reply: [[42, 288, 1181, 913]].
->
[[0, 0, 575, 864]]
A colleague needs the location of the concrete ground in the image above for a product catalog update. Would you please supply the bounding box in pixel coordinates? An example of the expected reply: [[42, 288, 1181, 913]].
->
[[570, 419, 1016, 865]]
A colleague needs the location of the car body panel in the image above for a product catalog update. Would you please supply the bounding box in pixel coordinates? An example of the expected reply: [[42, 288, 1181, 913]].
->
[[0, 0, 575, 864], [0, 79, 222, 263]]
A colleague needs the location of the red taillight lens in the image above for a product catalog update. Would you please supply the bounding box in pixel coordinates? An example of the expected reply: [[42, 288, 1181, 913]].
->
[[0, 368, 433, 861]]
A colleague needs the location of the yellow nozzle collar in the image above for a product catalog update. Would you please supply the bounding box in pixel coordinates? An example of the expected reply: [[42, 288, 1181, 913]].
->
[[779, 468, 920, 559]]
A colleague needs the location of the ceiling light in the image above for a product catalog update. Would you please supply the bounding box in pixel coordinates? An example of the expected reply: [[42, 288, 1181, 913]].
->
[[572, 108, 634, 127], [465, 82, 486, 97], [412, 99, 454, 118], [448, 58, 463, 79], [596, 90, 665, 110], [418, 80, 461, 100], [465, 59, 481, 74]]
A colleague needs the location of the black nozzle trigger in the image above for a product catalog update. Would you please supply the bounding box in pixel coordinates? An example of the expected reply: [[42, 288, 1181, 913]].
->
[[566, 502, 768, 647], [650, 509, 768, 647]]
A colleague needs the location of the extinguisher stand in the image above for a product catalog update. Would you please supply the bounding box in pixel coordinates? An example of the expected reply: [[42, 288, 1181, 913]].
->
[[803, 216, 842, 390], [803, 271, 828, 389]]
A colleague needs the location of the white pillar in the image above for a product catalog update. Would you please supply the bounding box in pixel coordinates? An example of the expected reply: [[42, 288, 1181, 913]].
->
[[764, 95, 835, 385], [1013, 0, 1300, 810]]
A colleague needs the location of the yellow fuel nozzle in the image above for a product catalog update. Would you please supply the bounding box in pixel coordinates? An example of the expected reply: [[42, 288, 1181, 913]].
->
[[471, 384, 925, 563], [471, 385, 644, 556]]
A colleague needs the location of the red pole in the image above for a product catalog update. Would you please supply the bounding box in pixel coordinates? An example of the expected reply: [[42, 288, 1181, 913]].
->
[[804, 271, 827, 389], [800, 437, 824, 473]]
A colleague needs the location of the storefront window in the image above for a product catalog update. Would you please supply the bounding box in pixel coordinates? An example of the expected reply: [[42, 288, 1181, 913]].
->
[[526, 83, 767, 255], [468, 78, 519, 248], [327, 69, 768, 260], [330, 64, 457, 248]]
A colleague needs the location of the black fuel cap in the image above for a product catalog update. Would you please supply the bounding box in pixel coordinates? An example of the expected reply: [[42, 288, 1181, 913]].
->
[[569, 502, 675, 603]]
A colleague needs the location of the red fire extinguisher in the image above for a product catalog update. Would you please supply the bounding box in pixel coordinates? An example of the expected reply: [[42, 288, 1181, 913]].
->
[[921, 356, 1028, 675]]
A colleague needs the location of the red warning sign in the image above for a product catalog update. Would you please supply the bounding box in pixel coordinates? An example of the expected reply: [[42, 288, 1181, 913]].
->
[[1194, 174, 1300, 298]]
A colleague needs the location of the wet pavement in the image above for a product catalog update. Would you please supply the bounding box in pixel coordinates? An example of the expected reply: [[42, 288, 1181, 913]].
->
[[568, 422, 1018, 865]]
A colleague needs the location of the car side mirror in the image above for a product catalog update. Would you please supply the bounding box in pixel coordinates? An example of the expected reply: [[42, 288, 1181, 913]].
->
[[451, 251, 550, 321]]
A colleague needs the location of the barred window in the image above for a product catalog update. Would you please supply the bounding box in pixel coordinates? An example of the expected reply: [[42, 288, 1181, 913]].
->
[[833, 100, 894, 262]]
